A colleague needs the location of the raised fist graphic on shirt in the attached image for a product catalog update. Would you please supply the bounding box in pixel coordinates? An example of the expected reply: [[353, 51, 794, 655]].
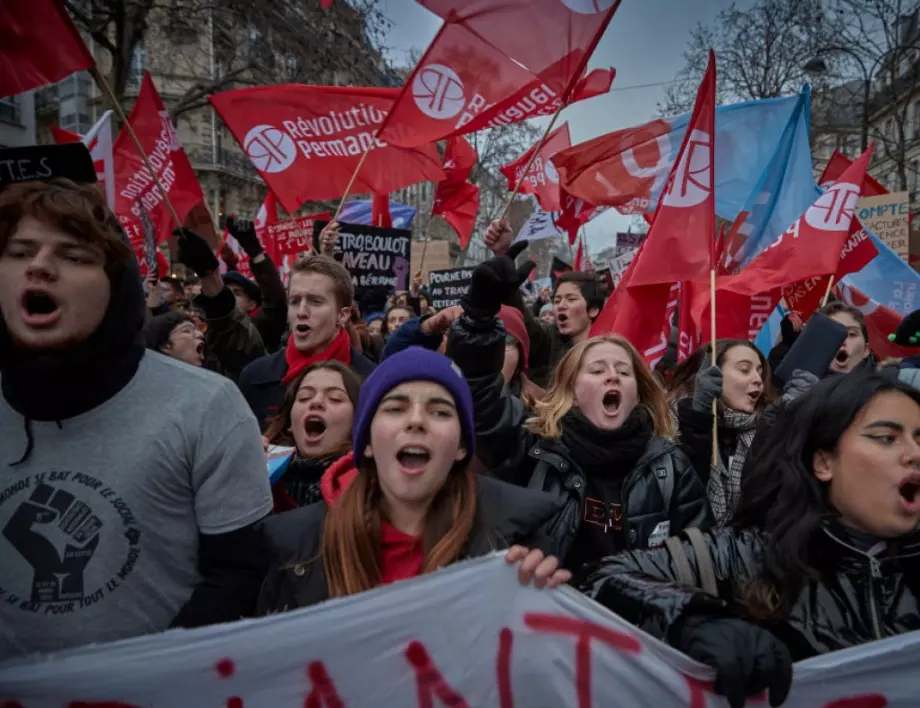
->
[[3, 482, 103, 602]]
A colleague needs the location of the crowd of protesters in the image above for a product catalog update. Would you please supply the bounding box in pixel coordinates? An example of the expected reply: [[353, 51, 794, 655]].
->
[[3, 176, 920, 708]]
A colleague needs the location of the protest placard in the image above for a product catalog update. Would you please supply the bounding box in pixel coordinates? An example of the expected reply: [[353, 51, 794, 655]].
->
[[267, 215, 324, 257], [609, 247, 638, 288], [513, 205, 564, 243], [428, 267, 475, 309], [857, 192, 910, 261], [2, 554, 918, 707], [314, 221, 411, 291]]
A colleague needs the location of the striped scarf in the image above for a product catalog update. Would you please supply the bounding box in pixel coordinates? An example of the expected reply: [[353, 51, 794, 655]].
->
[[707, 409, 758, 526]]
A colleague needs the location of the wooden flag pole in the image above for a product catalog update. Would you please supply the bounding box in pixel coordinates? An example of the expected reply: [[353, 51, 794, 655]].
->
[[89, 67, 183, 230], [820, 275, 836, 307], [418, 217, 436, 274], [332, 145, 374, 222], [496, 99, 566, 223], [710, 267, 719, 467]]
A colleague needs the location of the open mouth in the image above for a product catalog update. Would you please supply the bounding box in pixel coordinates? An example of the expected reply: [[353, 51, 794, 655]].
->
[[20, 290, 61, 326], [556, 313, 569, 327], [303, 416, 327, 443], [747, 390, 761, 405], [396, 445, 431, 472], [195, 341, 205, 359], [294, 323, 311, 338], [835, 349, 849, 365], [602, 390, 621, 416], [899, 474, 920, 511]]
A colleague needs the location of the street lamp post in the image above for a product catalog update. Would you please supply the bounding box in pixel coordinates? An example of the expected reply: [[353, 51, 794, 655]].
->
[[804, 49, 872, 152]]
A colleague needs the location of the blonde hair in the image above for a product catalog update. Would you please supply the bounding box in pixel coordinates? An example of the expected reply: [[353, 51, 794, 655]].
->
[[525, 335, 676, 439]]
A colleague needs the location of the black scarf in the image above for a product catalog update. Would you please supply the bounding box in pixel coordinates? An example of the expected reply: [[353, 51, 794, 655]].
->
[[561, 407, 653, 478], [1, 256, 147, 465], [282, 452, 344, 507]]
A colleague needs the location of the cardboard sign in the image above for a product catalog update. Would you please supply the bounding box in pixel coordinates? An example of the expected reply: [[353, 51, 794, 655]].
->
[[428, 267, 474, 309], [3, 554, 920, 707], [615, 230, 644, 255], [314, 221, 411, 291], [267, 215, 323, 257], [857, 192, 910, 261], [0, 143, 97, 189]]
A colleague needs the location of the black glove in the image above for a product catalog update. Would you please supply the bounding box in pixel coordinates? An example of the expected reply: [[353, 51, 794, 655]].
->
[[174, 228, 219, 276], [226, 216, 263, 259], [677, 616, 793, 708], [461, 241, 535, 320], [780, 314, 801, 348], [692, 366, 723, 413]]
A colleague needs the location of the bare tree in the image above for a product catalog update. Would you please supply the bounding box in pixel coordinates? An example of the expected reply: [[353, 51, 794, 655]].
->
[[660, 0, 841, 115], [63, 0, 393, 114]]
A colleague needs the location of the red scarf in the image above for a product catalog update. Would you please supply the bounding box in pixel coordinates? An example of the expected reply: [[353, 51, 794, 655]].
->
[[282, 326, 352, 385]]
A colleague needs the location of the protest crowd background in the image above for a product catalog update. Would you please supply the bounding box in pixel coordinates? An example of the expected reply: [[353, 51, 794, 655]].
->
[[5, 0, 920, 706]]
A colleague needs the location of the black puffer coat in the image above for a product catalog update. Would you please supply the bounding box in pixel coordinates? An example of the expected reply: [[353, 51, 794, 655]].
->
[[447, 315, 712, 563], [580, 522, 920, 661], [257, 473, 562, 614]]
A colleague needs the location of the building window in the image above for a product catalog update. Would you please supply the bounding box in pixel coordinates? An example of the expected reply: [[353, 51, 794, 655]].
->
[[128, 43, 146, 88], [0, 95, 22, 125], [285, 56, 298, 81]]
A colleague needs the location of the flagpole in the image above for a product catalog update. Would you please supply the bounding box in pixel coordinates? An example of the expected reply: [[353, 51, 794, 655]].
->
[[88, 67, 183, 230], [710, 267, 719, 467], [820, 275, 836, 307], [332, 147, 373, 222], [418, 217, 434, 274], [496, 99, 566, 223]]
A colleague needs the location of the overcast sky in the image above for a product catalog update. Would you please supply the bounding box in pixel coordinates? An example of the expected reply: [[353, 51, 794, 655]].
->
[[376, 0, 756, 253]]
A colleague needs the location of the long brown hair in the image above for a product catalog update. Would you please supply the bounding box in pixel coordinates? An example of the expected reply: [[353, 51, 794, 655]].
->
[[526, 335, 676, 439], [321, 460, 478, 598], [666, 340, 776, 410], [262, 361, 362, 451]]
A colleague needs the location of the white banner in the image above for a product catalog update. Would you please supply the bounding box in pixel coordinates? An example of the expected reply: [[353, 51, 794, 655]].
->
[[1, 554, 918, 707], [514, 204, 564, 243], [609, 247, 638, 288]]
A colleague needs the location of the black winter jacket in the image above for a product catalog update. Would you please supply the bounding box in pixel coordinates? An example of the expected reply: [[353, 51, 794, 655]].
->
[[580, 523, 920, 662], [256, 475, 562, 614], [676, 398, 752, 487], [238, 347, 376, 430], [447, 315, 712, 563]]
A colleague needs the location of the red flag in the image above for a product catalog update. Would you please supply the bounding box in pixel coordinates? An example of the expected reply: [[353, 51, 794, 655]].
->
[[0, 0, 94, 99], [500, 123, 571, 212], [676, 282, 701, 362], [724, 145, 873, 299], [573, 234, 585, 271], [458, 65, 615, 134], [432, 137, 480, 248], [556, 189, 605, 245], [819, 150, 886, 194], [417, 0, 620, 96], [379, 1, 621, 148], [629, 52, 716, 287], [209, 84, 443, 214], [371, 193, 392, 228], [113, 73, 205, 251], [591, 240, 675, 366], [836, 280, 917, 361]]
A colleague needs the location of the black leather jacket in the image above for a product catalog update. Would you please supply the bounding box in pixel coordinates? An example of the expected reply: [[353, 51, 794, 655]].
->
[[580, 523, 920, 661], [447, 315, 712, 562]]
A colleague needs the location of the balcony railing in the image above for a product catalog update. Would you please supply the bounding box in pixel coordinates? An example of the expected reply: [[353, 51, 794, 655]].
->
[[185, 143, 259, 180]]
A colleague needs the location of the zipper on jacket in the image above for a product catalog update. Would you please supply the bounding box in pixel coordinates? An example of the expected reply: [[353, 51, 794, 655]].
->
[[603, 487, 611, 534], [823, 528, 884, 640]]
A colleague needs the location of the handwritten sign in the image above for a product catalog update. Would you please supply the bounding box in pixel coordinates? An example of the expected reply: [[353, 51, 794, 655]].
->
[[609, 248, 638, 288], [267, 216, 324, 257], [314, 221, 411, 291], [513, 205, 564, 244], [857, 192, 910, 261], [2, 554, 918, 707], [428, 267, 474, 309]]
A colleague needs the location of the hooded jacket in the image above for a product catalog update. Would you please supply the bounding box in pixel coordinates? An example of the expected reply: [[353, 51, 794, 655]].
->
[[256, 452, 563, 614], [580, 522, 920, 662], [446, 314, 712, 565]]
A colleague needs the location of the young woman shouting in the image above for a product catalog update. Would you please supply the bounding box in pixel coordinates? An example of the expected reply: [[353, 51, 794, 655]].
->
[[257, 347, 569, 612], [581, 371, 920, 708]]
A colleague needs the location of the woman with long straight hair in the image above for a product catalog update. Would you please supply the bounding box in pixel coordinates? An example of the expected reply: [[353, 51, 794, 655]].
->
[[581, 371, 920, 708], [446, 246, 712, 575], [669, 340, 775, 525], [263, 361, 362, 510], [257, 347, 569, 611]]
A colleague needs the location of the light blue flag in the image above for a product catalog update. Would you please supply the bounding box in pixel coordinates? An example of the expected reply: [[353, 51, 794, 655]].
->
[[338, 200, 417, 229]]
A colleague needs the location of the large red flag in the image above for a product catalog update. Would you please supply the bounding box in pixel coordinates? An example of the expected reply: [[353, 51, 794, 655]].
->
[[113, 73, 205, 251], [0, 0, 94, 99], [416, 0, 621, 96], [819, 149, 887, 193], [500, 123, 571, 212], [629, 52, 716, 287], [210, 84, 443, 214], [556, 189, 605, 245], [379, 1, 620, 148], [432, 137, 480, 248], [723, 146, 873, 299]]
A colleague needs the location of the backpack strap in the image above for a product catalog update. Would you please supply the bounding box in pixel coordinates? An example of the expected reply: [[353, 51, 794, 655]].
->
[[664, 528, 718, 597]]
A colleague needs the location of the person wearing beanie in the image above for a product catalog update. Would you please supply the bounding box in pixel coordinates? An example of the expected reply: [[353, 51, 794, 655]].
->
[[364, 311, 385, 337], [257, 347, 569, 613], [539, 302, 554, 325], [0, 179, 272, 657]]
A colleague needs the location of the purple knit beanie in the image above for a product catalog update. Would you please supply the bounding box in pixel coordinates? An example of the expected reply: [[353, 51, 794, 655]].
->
[[352, 347, 475, 466]]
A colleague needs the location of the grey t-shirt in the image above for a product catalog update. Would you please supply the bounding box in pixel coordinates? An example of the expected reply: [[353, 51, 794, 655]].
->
[[0, 352, 272, 658]]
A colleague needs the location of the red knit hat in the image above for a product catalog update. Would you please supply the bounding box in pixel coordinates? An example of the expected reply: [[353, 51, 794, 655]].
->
[[499, 306, 530, 371]]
